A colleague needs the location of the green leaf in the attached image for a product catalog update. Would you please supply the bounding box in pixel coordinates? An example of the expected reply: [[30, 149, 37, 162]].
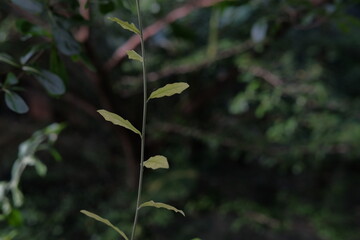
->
[[6, 209, 23, 227], [139, 200, 185, 216], [52, 23, 81, 56], [1, 196, 12, 215], [126, 50, 143, 62], [35, 70, 65, 95], [22, 66, 41, 74], [108, 17, 140, 35], [97, 109, 141, 137], [5, 91, 29, 114], [80, 210, 129, 240], [11, 188, 24, 207], [251, 18, 268, 43], [49, 148, 62, 162], [149, 82, 189, 100], [0, 53, 20, 67], [34, 160, 47, 177], [20, 44, 47, 64], [144, 155, 169, 170], [11, 0, 43, 14], [5, 73, 18, 86], [44, 122, 67, 135]]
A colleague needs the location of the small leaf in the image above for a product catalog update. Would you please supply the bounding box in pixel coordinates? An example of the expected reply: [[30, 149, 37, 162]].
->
[[251, 18, 268, 43], [97, 109, 141, 137], [80, 210, 129, 240], [20, 48, 37, 65], [7, 209, 23, 227], [35, 70, 65, 95], [5, 73, 18, 86], [22, 66, 41, 74], [144, 155, 169, 170], [11, 188, 24, 207], [108, 17, 140, 35], [5, 91, 29, 114], [49, 148, 62, 162], [34, 160, 47, 176], [126, 50, 143, 62], [139, 200, 185, 216], [149, 82, 189, 100], [52, 23, 81, 56], [20, 45, 45, 64], [0, 53, 20, 67]]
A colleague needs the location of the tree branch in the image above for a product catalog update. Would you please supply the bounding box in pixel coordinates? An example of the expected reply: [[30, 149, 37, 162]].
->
[[104, 0, 227, 70]]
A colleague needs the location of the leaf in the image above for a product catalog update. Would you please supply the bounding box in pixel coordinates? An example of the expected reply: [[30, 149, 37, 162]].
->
[[34, 160, 47, 177], [251, 18, 268, 43], [5, 91, 29, 114], [22, 66, 40, 74], [7, 209, 23, 227], [139, 200, 185, 216], [11, 0, 43, 14], [80, 210, 129, 240], [0, 53, 20, 67], [97, 109, 141, 137], [126, 50, 143, 62], [5, 73, 18, 86], [11, 187, 24, 207], [20, 44, 46, 64], [149, 82, 189, 100], [35, 70, 65, 95], [108, 17, 140, 35], [144, 155, 169, 170], [49, 148, 62, 162], [52, 23, 81, 56]]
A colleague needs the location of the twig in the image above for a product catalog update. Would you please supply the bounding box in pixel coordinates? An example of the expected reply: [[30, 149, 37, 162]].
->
[[104, 0, 227, 70]]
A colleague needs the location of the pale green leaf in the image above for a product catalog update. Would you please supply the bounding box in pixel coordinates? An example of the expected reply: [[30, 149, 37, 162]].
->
[[97, 109, 141, 137], [80, 210, 129, 240], [126, 50, 143, 62], [108, 17, 140, 35], [22, 66, 41, 74], [144, 155, 169, 170], [139, 200, 185, 216], [149, 82, 189, 100], [0, 53, 20, 67], [11, 187, 24, 207], [34, 160, 47, 177]]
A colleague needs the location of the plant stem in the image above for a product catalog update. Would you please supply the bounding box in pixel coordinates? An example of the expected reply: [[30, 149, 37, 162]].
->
[[131, 0, 147, 239]]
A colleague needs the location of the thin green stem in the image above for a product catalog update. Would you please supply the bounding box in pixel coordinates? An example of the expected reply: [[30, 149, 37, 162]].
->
[[130, 0, 147, 239]]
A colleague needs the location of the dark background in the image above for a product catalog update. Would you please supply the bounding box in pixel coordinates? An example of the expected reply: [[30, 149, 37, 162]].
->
[[1, 0, 360, 239]]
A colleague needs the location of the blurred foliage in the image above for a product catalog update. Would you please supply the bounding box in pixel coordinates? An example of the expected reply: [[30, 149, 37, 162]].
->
[[0, 123, 64, 239], [1, 0, 360, 240]]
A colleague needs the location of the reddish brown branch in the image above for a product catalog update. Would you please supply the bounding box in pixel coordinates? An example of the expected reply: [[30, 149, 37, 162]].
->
[[248, 66, 283, 87], [104, 0, 227, 71]]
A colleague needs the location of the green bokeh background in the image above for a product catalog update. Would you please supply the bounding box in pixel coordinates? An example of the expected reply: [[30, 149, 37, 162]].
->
[[1, 1, 360, 239]]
